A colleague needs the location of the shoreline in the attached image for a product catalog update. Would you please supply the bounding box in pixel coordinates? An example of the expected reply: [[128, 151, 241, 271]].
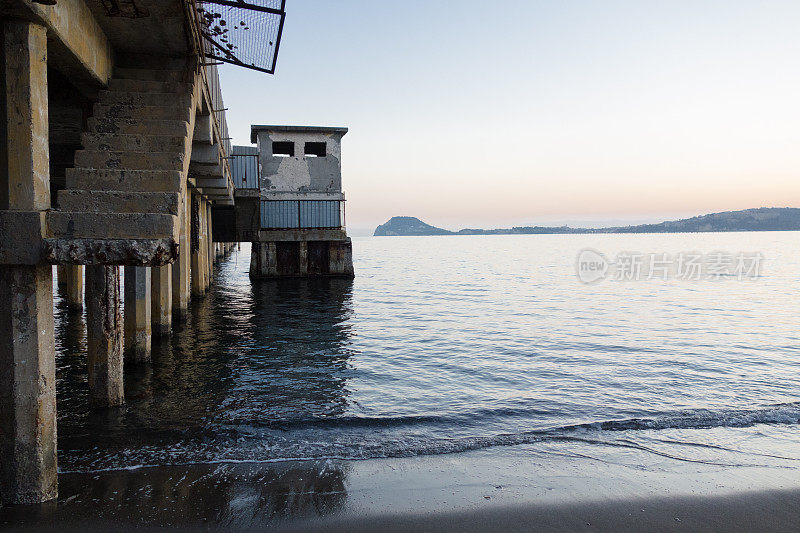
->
[[3, 438, 799, 530]]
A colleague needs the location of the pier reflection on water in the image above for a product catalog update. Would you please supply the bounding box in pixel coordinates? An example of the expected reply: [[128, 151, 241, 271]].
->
[[45, 251, 356, 524]]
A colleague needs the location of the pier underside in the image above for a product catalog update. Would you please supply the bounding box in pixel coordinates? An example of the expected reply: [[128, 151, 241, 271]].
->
[[0, 0, 238, 505]]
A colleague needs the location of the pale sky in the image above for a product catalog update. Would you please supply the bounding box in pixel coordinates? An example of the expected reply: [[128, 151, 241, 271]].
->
[[220, 0, 800, 231]]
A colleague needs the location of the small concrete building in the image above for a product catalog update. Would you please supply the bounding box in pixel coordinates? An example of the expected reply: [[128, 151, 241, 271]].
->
[[243, 125, 354, 278]]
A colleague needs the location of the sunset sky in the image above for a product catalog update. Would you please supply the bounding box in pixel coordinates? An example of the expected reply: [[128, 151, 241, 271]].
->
[[220, 0, 800, 232]]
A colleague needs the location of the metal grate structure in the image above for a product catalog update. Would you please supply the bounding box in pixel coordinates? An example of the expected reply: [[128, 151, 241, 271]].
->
[[196, 0, 286, 74]]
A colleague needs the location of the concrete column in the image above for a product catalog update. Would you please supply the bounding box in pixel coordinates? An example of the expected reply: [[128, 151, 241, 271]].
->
[[124, 266, 151, 363], [249, 241, 259, 277], [172, 191, 189, 320], [0, 266, 57, 505], [151, 264, 172, 336], [191, 194, 205, 296], [0, 21, 57, 505], [205, 202, 213, 286], [56, 265, 67, 288], [299, 241, 308, 275], [62, 265, 83, 309], [85, 266, 123, 407]]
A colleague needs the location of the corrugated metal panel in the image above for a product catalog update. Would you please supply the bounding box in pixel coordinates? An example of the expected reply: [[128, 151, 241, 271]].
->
[[231, 146, 259, 189], [299, 200, 341, 228], [261, 200, 344, 229]]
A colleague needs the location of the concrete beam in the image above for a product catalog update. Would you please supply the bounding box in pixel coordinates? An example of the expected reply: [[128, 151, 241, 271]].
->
[[1, 0, 113, 96], [190, 143, 220, 165], [192, 113, 213, 145], [43, 237, 178, 266], [85, 265, 123, 407]]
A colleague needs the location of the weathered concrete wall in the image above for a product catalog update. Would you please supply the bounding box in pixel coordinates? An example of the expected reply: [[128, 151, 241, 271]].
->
[[253, 128, 346, 194]]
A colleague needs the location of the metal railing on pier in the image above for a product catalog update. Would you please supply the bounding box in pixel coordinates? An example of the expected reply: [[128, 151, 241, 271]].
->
[[261, 200, 345, 230], [230, 149, 259, 189]]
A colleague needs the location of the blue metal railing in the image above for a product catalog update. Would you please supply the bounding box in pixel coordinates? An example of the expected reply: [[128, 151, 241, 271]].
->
[[260, 200, 344, 230], [230, 147, 259, 189]]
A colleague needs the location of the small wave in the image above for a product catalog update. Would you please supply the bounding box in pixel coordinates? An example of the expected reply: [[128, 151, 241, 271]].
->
[[58, 402, 800, 473], [218, 401, 800, 434]]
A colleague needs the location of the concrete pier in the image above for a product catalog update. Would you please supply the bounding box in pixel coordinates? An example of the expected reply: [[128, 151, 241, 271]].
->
[[56, 265, 67, 288], [206, 202, 213, 287], [172, 197, 190, 320], [124, 266, 151, 363], [0, 20, 57, 505], [85, 266, 124, 407], [0, 266, 57, 505], [240, 126, 355, 279], [191, 194, 206, 296], [62, 265, 83, 309], [151, 264, 172, 336]]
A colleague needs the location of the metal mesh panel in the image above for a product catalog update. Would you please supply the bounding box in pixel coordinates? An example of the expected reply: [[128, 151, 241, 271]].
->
[[197, 0, 286, 74]]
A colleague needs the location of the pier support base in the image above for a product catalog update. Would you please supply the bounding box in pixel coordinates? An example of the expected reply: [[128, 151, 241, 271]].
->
[[205, 202, 213, 287], [0, 266, 57, 505], [124, 266, 151, 363], [85, 266, 123, 407], [151, 264, 172, 336], [191, 194, 207, 296], [0, 20, 57, 505], [249, 240, 354, 279]]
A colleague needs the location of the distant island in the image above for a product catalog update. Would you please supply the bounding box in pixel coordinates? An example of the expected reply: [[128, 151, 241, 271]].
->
[[373, 208, 800, 236]]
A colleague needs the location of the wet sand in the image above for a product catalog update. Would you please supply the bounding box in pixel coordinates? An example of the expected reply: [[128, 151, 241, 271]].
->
[[281, 490, 800, 532], [2, 443, 799, 530]]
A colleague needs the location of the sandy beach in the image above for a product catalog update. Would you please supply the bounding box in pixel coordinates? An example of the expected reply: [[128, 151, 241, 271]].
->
[[3, 441, 799, 531]]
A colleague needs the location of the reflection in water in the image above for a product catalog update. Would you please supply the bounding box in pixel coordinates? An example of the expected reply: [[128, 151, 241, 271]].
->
[[1, 461, 349, 528], [46, 252, 355, 524]]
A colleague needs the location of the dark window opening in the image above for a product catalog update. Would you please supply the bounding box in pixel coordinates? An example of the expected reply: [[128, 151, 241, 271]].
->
[[272, 141, 294, 157], [304, 141, 326, 157]]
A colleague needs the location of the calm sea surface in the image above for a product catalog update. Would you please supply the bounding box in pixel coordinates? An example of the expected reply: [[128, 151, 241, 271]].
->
[[54, 233, 800, 474]]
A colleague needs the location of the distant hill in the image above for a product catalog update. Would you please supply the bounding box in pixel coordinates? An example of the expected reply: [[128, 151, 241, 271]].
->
[[373, 216, 454, 236], [373, 208, 800, 236]]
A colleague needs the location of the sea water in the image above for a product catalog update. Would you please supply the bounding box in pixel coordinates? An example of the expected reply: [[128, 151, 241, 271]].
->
[[53, 233, 800, 476]]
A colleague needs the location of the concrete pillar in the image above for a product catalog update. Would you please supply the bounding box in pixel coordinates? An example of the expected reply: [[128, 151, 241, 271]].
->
[[0, 21, 57, 504], [56, 265, 67, 288], [62, 265, 83, 309], [299, 241, 308, 275], [0, 266, 57, 505], [124, 266, 151, 363], [191, 194, 205, 296], [206, 202, 213, 286], [85, 266, 124, 407], [249, 241, 278, 278], [172, 191, 189, 320], [151, 264, 172, 336]]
